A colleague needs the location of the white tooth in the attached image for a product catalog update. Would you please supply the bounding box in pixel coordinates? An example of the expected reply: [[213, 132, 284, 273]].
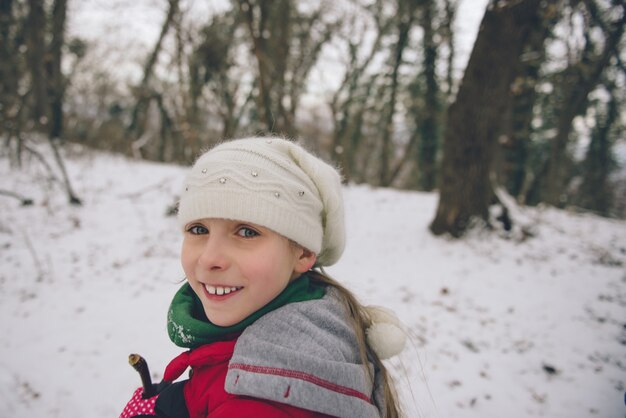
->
[[206, 284, 216, 295], [223, 287, 231, 295], [230, 287, 238, 292], [216, 287, 224, 296]]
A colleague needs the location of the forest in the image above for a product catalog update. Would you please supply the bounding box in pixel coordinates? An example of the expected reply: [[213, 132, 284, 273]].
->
[[1, 0, 625, 237]]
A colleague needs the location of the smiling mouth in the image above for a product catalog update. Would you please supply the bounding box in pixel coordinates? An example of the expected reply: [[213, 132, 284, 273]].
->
[[204, 284, 243, 296]]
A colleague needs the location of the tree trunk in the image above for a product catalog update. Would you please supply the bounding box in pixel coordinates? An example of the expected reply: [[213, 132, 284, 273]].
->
[[0, 0, 16, 109], [238, 0, 292, 135], [442, 0, 456, 98], [501, 4, 559, 199], [379, 1, 414, 186], [26, 0, 48, 129], [330, 3, 391, 182], [127, 0, 179, 139], [417, 0, 439, 191], [0, 0, 21, 162], [47, 0, 67, 141], [430, 0, 543, 237], [238, 0, 337, 138], [45, 0, 80, 205], [539, 2, 625, 206], [575, 91, 617, 215]]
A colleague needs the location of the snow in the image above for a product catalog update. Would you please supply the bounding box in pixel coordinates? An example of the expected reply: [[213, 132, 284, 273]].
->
[[1, 143, 624, 417]]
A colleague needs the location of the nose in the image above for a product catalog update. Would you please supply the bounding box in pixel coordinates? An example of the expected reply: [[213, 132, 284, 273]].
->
[[197, 235, 231, 271]]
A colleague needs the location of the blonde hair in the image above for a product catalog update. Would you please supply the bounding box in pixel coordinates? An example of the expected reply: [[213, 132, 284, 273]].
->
[[308, 269, 402, 418]]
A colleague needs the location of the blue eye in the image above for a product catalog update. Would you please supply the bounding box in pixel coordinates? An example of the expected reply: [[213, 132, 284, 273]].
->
[[237, 226, 259, 238], [187, 225, 208, 235]]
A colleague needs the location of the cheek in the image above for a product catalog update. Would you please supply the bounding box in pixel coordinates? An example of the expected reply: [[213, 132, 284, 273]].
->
[[243, 256, 276, 280], [180, 243, 196, 276], [243, 251, 290, 283], [268, 252, 298, 282]]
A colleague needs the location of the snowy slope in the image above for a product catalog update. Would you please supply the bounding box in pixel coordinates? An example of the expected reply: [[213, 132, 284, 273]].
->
[[1, 144, 625, 418]]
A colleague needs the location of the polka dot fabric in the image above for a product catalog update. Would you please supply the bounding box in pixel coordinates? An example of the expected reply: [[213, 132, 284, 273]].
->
[[119, 387, 158, 418]]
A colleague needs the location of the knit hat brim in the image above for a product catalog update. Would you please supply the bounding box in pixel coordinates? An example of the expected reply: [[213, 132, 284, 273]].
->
[[178, 137, 345, 266], [179, 188, 323, 256]]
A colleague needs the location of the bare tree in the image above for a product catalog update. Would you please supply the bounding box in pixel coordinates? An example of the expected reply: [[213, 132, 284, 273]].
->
[[441, 0, 457, 98], [414, 0, 440, 191], [575, 82, 619, 215], [127, 0, 180, 143], [378, 0, 418, 187], [26, 0, 47, 128], [430, 0, 546, 237], [47, 0, 66, 140], [46, 0, 81, 205], [237, 0, 338, 136], [329, 0, 392, 182], [499, 3, 560, 200], [537, 0, 625, 206], [0, 0, 26, 164], [187, 10, 251, 143], [21, 0, 81, 204]]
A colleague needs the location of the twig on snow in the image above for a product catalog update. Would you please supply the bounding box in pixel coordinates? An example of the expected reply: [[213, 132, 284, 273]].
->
[[0, 189, 33, 206]]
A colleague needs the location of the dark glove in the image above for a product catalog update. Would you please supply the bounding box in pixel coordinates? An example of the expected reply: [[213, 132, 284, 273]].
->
[[119, 381, 188, 418]]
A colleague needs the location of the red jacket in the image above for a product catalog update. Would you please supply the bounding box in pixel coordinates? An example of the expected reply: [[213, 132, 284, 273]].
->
[[161, 339, 334, 418]]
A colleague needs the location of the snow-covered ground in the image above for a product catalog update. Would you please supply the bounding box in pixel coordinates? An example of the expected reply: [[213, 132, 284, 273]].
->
[[1, 144, 625, 417]]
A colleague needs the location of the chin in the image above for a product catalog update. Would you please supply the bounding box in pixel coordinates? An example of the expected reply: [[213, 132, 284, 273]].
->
[[206, 312, 240, 327], [213, 319, 240, 327]]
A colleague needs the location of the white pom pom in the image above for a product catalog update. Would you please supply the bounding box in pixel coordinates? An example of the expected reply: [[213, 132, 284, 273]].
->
[[366, 322, 407, 360], [365, 306, 401, 326]]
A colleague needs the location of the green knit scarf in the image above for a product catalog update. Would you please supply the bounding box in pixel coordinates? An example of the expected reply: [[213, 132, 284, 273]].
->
[[167, 274, 325, 349]]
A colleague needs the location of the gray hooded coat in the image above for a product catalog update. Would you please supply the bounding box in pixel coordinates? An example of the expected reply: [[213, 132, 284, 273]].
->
[[225, 289, 385, 417]]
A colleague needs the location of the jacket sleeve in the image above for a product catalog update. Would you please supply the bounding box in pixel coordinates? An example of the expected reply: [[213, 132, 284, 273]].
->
[[209, 396, 334, 418]]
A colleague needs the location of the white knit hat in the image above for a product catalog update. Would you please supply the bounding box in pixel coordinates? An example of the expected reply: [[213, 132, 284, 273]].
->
[[178, 137, 345, 266]]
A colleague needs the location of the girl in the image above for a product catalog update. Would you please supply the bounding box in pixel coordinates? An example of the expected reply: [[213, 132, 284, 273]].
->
[[119, 137, 406, 418]]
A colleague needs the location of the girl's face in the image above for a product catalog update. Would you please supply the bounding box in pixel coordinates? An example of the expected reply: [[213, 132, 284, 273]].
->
[[181, 218, 316, 327]]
